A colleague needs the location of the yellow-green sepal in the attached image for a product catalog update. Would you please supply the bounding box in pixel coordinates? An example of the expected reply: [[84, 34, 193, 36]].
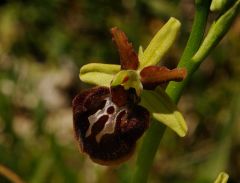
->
[[140, 87, 187, 137], [138, 17, 181, 70], [79, 63, 120, 86]]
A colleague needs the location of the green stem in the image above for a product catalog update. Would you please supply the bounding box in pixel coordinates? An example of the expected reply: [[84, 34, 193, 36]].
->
[[166, 0, 211, 103], [132, 1, 211, 183]]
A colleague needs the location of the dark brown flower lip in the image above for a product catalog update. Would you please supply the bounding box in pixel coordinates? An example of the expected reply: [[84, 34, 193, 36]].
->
[[72, 87, 109, 114], [89, 143, 136, 166], [72, 86, 150, 165], [110, 85, 140, 107]]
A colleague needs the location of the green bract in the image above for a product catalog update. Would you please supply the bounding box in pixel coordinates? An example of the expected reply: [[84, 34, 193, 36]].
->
[[79, 17, 188, 137]]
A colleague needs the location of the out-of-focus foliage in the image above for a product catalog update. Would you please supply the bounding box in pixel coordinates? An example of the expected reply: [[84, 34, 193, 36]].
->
[[0, 0, 240, 183]]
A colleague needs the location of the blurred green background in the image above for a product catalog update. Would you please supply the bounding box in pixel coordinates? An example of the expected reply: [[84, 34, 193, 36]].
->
[[0, 0, 240, 182]]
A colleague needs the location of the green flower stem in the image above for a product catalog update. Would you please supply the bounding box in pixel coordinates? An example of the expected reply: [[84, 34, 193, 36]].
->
[[132, 1, 211, 183], [166, 0, 211, 103]]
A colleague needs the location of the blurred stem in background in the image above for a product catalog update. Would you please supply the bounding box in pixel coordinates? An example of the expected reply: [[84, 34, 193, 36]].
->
[[132, 0, 240, 182], [196, 94, 240, 182], [0, 164, 25, 183]]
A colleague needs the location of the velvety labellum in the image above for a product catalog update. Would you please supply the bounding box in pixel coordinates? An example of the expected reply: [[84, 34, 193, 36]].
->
[[86, 97, 126, 143], [72, 86, 149, 165]]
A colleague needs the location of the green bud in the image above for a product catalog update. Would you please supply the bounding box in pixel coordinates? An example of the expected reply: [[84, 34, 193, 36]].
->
[[139, 17, 181, 70], [214, 172, 229, 183], [140, 87, 187, 137], [79, 63, 120, 86], [193, 0, 240, 63], [210, 0, 228, 11]]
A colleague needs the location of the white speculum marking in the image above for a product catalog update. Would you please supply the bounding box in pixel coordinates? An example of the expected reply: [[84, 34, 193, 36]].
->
[[86, 97, 126, 143]]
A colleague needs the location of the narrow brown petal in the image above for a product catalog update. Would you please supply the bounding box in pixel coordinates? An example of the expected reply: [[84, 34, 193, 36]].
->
[[110, 27, 139, 70], [140, 66, 187, 89]]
